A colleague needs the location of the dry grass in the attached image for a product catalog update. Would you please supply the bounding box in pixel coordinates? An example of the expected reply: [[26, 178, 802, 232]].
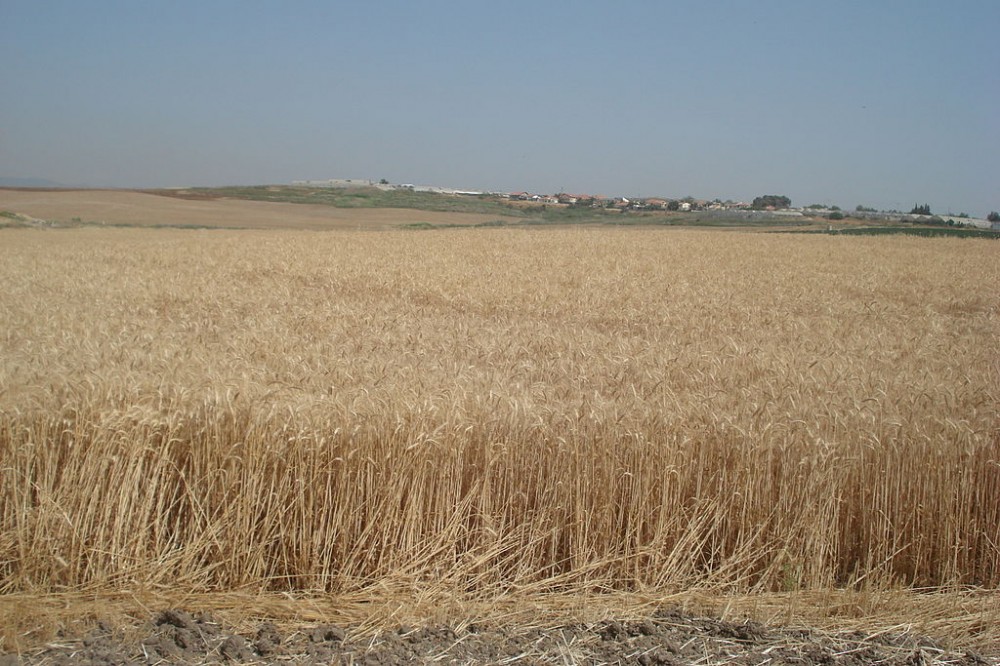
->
[[1, 227, 997, 648]]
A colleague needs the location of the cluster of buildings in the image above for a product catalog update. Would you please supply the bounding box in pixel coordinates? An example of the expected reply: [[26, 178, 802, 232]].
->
[[289, 179, 997, 227], [501, 192, 751, 212], [289, 178, 753, 212]]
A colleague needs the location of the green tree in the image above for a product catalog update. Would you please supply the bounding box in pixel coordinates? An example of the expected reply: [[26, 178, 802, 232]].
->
[[751, 195, 791, 210], [987, 212, 1000, 223], [910, 203, 932, 215]]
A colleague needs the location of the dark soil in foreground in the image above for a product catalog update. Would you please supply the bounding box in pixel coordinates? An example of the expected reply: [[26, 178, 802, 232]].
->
[[2, 608, 994, 666]]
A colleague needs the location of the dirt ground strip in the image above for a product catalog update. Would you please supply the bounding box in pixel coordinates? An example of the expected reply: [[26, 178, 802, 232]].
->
[[2, 608, 994, 666], [0, 189, 511, 230]]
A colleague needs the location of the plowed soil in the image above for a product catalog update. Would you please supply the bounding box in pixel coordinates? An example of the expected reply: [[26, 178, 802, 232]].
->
[[0, 189, 506, 230], [3, 608, 992, 665]]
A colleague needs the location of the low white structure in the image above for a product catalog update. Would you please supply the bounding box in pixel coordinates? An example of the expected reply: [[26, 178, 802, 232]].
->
[[291, 179, 374, 188]]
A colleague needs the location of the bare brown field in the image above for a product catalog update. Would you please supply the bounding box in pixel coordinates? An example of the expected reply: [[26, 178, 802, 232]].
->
[[0, 188, 511, 229], [1, 226, 998, 657]]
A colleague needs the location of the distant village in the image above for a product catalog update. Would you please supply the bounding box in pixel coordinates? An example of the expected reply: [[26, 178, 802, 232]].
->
[[290, 178, 999, 230], [499, 191, 746, 213], [291, 178, 753, 212]]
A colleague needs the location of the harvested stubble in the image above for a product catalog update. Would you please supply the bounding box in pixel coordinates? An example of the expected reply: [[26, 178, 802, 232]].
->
[[0, 228, 997, 600]]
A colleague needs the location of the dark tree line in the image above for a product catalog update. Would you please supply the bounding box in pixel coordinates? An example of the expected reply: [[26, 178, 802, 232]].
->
[[910, 203, 932, 215]]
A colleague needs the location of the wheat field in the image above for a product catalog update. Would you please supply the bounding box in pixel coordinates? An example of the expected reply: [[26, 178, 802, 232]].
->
[[1, 227, 997, 608]]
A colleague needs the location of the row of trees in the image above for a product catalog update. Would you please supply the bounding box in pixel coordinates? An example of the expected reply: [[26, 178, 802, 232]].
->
[[743, 199, 998, 223]]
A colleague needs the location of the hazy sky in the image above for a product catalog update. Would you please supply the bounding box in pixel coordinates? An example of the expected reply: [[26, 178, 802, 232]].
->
[[2, 1, 998, 215]]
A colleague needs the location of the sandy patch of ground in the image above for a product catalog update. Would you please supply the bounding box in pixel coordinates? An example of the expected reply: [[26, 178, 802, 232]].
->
[[0, 189, 508, 230]]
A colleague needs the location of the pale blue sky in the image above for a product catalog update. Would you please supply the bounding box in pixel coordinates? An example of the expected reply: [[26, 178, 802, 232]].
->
[[2, 1, 997, 215]]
